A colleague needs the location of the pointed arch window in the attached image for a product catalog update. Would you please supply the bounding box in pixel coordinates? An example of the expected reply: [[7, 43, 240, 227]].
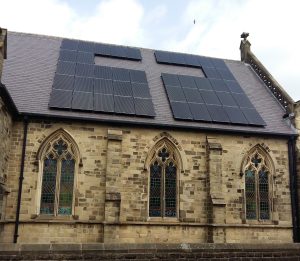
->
[[244, 148, 272, 220], [39, 134, 78, 216], [149, 145, 178, 218]]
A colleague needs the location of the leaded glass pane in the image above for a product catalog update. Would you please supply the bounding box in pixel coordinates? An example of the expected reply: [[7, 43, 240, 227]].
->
[[245, 169, 256, 219], [149, 161, 162, 217], [53, 139, 68, 156], [165, 162, 176, 217], [259, 169, 269, 220], [158, 148, 169, 162], [40, 159, 57, 214], [58, 159, 75, 215]]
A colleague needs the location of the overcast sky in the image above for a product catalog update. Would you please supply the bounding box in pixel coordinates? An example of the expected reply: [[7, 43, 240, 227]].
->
[[0, 0, 299, 100]]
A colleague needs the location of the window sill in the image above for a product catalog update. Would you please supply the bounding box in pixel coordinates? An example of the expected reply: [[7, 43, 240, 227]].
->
[[32, 214, 77, 221], [147, 217, 179, 223]]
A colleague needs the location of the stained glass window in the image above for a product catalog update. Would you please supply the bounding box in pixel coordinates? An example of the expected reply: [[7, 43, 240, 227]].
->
[[149, 146, 177, 218], [244, 149, 271, 220], [40, 137, 76, 216]]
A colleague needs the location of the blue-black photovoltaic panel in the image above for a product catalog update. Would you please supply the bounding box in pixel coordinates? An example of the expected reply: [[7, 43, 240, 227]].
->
[[200, 90, 221, 105], [178, 75, 197, 88], [155, 51, 170, 63], [218, 68, 235, 81], [184, 54, 200, 67], [75, 63, 94, 77], [183, 88, 203, 103], [111, 45, 127, 58], [216, 92, 237, 107], [224, 106, 248, 124], [242, 108, 266, 126], [161, 73, 180, 87], [94, 79, 113, 94], [207, 105, 230, 123], [74, 77, 94, 93], [56, 61, 76, 75], [78, 41, 95, 53], [94, 65, 112, 79], [169, 52, 186, 65], [198, 56, 214, 68], [225, 80, 244, 94], [126, 47, 142, 60], [165, 86, 186, 102], [132, 83, 151, 98], [59, 50, 77, 62], [130, 70, 147, 83], [114, 96, 135, 114], [49, 89, 73, 109], [94, 43, 111, 56], [170, 102, 193, 120], [232, 93, 254, 108], [112, 68, 131, 82], [211, 58, 227, 70], [189, 103, 211, 122], [194, 77, 213, 91], [76, 51, 94, 64], [202, 67, 222, 79], [61, 39, 78, 51], [134, 98, 155, 116], [72, 92, 94, 111], [53, 74, 74, 90], [113, 81, 132, 96], [94, 94, 114, 113], [209, 79, 230, 92]]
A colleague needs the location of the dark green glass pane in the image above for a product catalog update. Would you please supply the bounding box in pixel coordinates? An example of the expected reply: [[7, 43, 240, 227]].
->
[[259, 170, 269, 219], [40, 159, 57, 214], [165, 162, 176, 217], [245, 169, 256, 219], [149, 162, 162, 217]]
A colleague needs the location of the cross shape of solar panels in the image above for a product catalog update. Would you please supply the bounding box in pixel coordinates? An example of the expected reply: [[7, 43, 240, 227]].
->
[[60, 38, 142, 62], [161, 73, 265, 126]]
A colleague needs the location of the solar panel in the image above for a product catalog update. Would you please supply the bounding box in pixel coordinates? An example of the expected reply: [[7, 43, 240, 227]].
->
[[170, 102, 193, 120], [200, 90, 221, 105], [56, 61, 76, 75], [165, 86, 186, 102], [94, 78, 113, 94], [134, 98, 155, 116], [78, 41, 95, 53], [216, 92, 237, 107], [113, 81, 132, 96], [94, 94, 114, 112], [184, 54, 200, 67], [211, 58, 227, 70], [126, 47, 142, 60], [224, 106, 248, 124], [132, 83, 151, 98], [198, 56, 214, 68], [225, 80, 244, 94], [75, 63, 94, 77], [202, 67, 222, 79], [169, 53, 186, 65], [94, 65, 112, 79], [49, 89, 73, 109], [111, 45, 127, 58], [94, 43, 111, 56], [183, 88, 203, 103], [209, 79, 229, 92], [242, 108, 266, 126], [206, 105, 230, 123], [154, 51, 170, 63], [59, 50, 77, 62], [178, 75, 197, 88], [112, 67, 130, 82], [188, 103, 211, 121], [53, 74, 74, 90], [194, 77, 213, 91], [76, 51, 94, 64], [74, 77, 94, 93], [232, 93, 254, 108], [161, 73, 180, 87], [218, 68, 235, 81], [61, 39, 78, 51], [114, 95, 135, 114], [130, 70, 147, 83], [72, 92, 94, 111]]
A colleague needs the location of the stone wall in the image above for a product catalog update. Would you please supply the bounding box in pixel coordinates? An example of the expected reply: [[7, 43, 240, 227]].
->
[[0, 119, 293, 243]]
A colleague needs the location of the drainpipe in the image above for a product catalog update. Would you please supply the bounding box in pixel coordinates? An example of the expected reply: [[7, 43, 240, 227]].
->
[[13, 116, 28, 243], [288, 136, 300, 242]]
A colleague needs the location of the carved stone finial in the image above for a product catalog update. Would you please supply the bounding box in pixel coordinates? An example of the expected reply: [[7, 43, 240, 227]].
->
[[0, 27, 7, 59], [241, 32, 249, 40]]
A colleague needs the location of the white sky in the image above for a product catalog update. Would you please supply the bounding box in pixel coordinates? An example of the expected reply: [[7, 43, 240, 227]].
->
[[0, 0, 299, 100]]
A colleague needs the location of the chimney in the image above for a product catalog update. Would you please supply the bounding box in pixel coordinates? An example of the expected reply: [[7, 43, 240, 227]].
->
[[240, 32, 251, 62], [0, 27, 7, 80]]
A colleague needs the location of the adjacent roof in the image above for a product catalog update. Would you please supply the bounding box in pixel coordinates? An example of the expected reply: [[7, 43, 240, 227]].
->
[[2, 32, 296, 136]]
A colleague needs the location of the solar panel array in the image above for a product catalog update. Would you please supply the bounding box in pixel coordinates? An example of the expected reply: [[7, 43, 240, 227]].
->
[[49, 39, 155, 117], [161, 73, 265, 126]]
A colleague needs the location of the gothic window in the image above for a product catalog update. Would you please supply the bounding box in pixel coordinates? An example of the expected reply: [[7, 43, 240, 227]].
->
[[39, 132, 79, 216], [244, 148, 271, 220], [149, 146, 178, 218]]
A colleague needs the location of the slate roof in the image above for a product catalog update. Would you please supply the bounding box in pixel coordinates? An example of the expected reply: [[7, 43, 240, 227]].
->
[[1, 32, 296, 136]]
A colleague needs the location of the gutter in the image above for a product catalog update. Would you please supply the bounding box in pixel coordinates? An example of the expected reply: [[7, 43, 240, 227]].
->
[[288, 136, 300, 242], [13, 116, 28, 243]]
